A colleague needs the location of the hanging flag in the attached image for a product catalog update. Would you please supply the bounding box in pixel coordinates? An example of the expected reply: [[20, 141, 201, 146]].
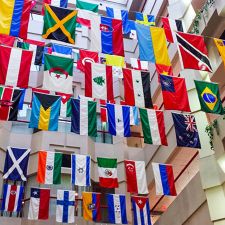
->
[[0, 34, 15, 47], [28, 188, 50, 220], [76, 9, 94, 28], [106, 7, 130, 34], [152, 163, 177, 196], [160, 74, 190, 112], [123, 68, 153, 108], [155, 64, 173, 76], [77, 49, 99, 72], [71, 154, 91, 186], [56, 190, 75, 223], [0, 0, 32, 39], [85, 62, 114, 101], [176, 32, 212, 72], [136, 12, 155, 26], [1, 184, 24, 213], [42, 0, 68, 14], [214, 38, 225, 68], [42, 4, 77, 44], [120, 101, 139, 125], [43, 54, 74, 94], [107, 194, 127, 224], [128, 20, 137, 39], [97, 157, 118, 188], [136, 24, 171, 67], [29, 93, 61, 131], [194, 80, 224, 114], [71, 98, 97, 136], [105, 55, 125, 68], [130, 58, 148, 71], [100, 99, 115, 123], [139, 108, 167, 145], [107, 103, 131, 137], [51, 43, 73, 58], [0, 45, 32, 88], [131, 196, 152, 225], [82, 192, 101, 222], [37, 151, 62, 184], [172, 112, 201, 148], [56, 92, 72, 117], [3, 147, 30, 181], [90, 15, 124, 56], [76, 0, 98, 12], [124, 160, 148, 194], [0, 86, 23, 121], [161, 17, 185, 43]]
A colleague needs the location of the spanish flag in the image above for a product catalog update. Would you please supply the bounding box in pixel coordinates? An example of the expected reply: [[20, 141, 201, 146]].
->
[[82, 192, 101, 222], [29, 93, 61, 131]]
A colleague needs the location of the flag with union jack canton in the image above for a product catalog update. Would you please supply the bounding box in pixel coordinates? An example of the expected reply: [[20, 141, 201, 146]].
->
[[172, 113, 201, 149]]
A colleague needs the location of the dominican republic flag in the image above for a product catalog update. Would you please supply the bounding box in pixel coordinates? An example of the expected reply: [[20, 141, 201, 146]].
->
[[130, 58, 149, 71], [124, 160, 148, 194], [0, 34, 15, 47], [42, 0, 68, 14], [28, 188, 50, 220], [161, 17, 185, 43], [139, 108, 167, 146], [85, 62, 114, 101], [106, 7, 130, 34], [90, 15, 124, 56], [71, 98, 97, 137], [1, 184, 24, 213], [3, 147, 30, 181], [71, 154, 91, 186], [107, 194, 128, 224], [123, 68, 153, 108], [176, 32, 212, 72], [132, 196, 152, 225], [107, 103, 131, 137], [0, 45, 32, 88], [160, 74, 190, 112], [56, 190, 75, 223], [152, 163, 177, 196], [56, 92, 72, 117]]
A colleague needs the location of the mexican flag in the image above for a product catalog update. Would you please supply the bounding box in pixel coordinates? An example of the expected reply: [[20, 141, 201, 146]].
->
[[43, 54, 73, 94], [97, 157, 118, 188]]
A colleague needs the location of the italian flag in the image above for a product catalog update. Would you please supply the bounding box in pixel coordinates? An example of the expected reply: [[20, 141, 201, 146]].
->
[[37, 151, 62, 184], [139, 108, 168, 146], [97, 157, 118, 188]]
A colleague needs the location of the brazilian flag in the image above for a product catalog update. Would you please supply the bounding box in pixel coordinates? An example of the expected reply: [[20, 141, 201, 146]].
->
[[29, 93, 61, 131], [42, 4, 77, 44], [195, 80, 224, 115]]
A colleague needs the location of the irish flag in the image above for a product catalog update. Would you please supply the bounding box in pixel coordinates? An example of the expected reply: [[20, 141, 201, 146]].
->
[[139, 108, 167, 146], [37, 151, 62, 184], [97, 157, 118, 188]]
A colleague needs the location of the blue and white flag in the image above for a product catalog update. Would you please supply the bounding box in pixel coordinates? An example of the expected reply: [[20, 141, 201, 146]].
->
[[107, 103, 131, 137], [106, 7, 130, 34], [130, 106, 139, 126], [107, 194, 127, 224], [3, 147, 31, 181], [56, 190, 75, 223], [71, 154, 91, 186], [51, 43, 73, 58]]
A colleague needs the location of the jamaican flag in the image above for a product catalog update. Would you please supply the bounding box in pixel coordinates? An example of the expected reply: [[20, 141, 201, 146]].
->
[[29, 93, 61, 131], [42, 4, 77, 44]]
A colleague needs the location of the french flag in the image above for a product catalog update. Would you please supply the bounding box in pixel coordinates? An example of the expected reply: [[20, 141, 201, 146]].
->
[[152, 163, 177, 196]]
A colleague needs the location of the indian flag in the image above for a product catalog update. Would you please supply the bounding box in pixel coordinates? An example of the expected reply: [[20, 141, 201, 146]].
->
[[139, 108, 168, 146], [97, 157, 118, 188], [37, 151, 62, 184]]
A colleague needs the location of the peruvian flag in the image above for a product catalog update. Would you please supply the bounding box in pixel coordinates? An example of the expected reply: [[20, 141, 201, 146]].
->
[[124, 160, 148, 194], [0, 45, 32, 88], [85, 62, 114, 101], [130, 58, 148, 71]]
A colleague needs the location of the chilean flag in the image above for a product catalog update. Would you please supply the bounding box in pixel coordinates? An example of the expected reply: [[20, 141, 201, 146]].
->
[[152, 163, 177, 196]]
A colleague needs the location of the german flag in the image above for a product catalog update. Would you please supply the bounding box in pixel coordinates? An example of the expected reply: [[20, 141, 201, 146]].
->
[[42, 4, 77, 44], [29, 93, 61, 131]]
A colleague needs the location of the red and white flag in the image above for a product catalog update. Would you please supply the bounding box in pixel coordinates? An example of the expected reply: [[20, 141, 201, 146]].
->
[[0, 45, 32, 88], [85, 62, 114, 101], [0, 34, 15, 47], [124, 160, 148, 194], [130, 58, 148, 71]]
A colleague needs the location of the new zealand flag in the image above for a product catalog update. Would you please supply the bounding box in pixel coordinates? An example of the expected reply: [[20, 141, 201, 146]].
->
[[172, 113, 201, 149]]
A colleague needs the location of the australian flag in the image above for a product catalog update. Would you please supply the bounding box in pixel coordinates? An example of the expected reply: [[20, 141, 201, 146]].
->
[[172, 113, 201, 149]]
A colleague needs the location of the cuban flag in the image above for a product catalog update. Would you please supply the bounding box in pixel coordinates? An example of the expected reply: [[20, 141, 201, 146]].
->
[[107, 194, 127, 224], [152, 163, 177, 196], [132, 196, 152, 225], [1, 184, 24, 212], [107, 103, 131, 137]]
